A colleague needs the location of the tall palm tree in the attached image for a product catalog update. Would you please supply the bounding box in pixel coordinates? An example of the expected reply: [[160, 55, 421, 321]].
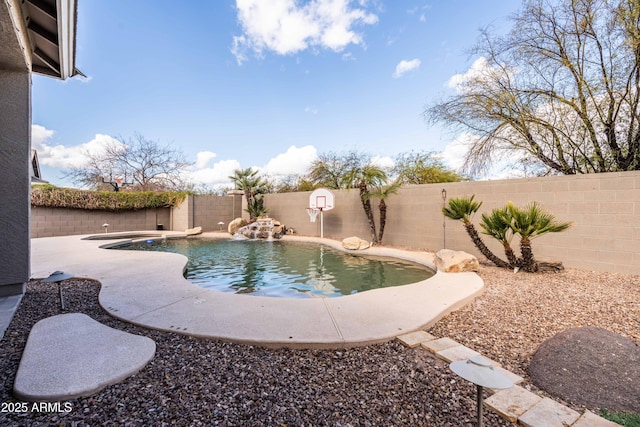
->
[[443, 196, 510, 269], [507, 201, 572, 272], [343, 164, 388, 244], [480, 206, 520, 268], [369, 180, 401, 244], [228, 168, 265, 221]]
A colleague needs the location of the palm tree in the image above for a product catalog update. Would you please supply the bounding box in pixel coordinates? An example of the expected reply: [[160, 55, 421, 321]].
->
[[343, 164, 388, 244], [443, 196, 510, 269], [369, 180, 401, 244], [480, 206, 520, 269], [228, 168, 266, 221], [507, 201, 572, 272]]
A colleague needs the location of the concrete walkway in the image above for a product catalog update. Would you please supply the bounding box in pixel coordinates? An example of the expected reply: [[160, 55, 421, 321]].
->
[[31, 232, 483, 348]]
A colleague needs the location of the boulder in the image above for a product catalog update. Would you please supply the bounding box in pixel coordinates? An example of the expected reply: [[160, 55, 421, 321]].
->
[[530, 327, 640, 413], [228, 218, 248, 235], [342, 236, 370, 250], [185, 226, 202, 236], [434, 249, 479, 272]]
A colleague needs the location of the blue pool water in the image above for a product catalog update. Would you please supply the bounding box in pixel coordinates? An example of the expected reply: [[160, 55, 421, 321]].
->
[[118, 238, 434, 298]]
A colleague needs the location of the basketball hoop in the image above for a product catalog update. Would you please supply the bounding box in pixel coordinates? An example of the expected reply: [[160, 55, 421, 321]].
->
[[306, 207, 321, 223]]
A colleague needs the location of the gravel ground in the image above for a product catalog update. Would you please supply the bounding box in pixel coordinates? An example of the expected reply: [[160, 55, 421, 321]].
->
[[0, 264, 638, 426]]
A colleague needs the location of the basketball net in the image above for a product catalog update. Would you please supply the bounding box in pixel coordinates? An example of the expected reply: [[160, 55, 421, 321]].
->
[[306, 208, 321, 223]]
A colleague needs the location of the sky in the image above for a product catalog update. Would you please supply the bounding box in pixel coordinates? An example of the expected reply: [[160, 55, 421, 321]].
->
[[31, 0, 524, 189]]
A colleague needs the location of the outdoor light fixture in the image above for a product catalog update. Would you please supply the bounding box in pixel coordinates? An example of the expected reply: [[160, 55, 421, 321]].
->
[[42, 271, 74, 311], [218, 221, 225, 231], [450, 355, 512, 427], [102, 223, 109, 233], [441, 188, 447, 248]]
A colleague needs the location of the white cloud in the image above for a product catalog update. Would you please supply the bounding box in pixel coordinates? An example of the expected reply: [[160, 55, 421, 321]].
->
[[447, 56, 514, 94], [184, 158, 242, 187], [304, 106, 318, 115], [193, 151, 218, 170], [262, 145, 318, 176], [371, 155, 394, 170], [31, 125, 122, 169], [231, 0, 378, 64], [393, 58, 421, 78]]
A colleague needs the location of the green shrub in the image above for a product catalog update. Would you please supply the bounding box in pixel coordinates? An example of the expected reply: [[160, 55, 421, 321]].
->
[[600, 409, 640, 426], [31, 185, 187, 211]]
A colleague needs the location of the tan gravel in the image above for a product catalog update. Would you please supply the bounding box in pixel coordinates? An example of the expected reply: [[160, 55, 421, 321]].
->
[[429, 263, 640, 389]]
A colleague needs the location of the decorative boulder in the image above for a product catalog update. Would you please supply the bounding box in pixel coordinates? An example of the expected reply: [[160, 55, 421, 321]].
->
[[434, 249, 479, 272], [185, 226, 202, 236], [530, 327, 640, 413], [342, 236, 370, 250], [228, 218, 248, 235]]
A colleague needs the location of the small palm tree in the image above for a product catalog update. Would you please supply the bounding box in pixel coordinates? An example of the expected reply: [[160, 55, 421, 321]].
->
[[443, 196, 510, 269], [228, 168, 266, 221], [480, 206, 520, 268], [507, 201, 572, 272]]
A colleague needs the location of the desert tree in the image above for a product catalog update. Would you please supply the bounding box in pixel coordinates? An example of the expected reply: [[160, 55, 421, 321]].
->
[[392, 151, 464, 184], [426, 0, 640, 176], [228, 168, 269, 221], [65, 133, 191, 191]]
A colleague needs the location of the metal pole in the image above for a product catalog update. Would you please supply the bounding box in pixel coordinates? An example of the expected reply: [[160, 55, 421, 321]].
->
[[476, 384, 484, 427], [58, 281, 65, 311], [320, 209, 324, 239]]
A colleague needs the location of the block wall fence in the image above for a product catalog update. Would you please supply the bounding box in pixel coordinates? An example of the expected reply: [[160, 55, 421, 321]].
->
[[30, 171, 640, 275]]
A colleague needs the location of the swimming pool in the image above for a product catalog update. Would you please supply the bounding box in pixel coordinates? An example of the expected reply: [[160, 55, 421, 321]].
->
[[117, 238, 434, 298]]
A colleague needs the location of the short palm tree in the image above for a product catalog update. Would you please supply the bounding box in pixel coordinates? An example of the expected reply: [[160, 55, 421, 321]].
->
[[229, 168, 266, 221], [507, 201, 572, 272], [443, 196, 510, 269], [480, 206, 520, 268]]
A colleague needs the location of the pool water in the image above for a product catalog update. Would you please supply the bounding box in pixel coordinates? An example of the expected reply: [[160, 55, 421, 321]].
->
[[118, 238, 434, 298]]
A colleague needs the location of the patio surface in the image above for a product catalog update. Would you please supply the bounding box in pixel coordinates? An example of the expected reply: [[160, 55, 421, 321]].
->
[[30, 232, 484, 348]]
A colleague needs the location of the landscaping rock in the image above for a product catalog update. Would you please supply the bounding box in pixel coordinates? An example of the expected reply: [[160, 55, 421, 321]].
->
[[228, 217, 248, 235], [529, 326, 640, 413], [185, 226, 202, 235], [342, 236, 370, 250], [434, 249, 479, 272]]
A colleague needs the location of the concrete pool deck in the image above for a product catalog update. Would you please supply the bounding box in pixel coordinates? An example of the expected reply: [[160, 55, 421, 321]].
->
[[31, 232, 484, 348]]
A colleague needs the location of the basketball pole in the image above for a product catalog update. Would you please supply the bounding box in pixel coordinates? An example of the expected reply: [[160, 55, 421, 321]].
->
[[320, 208, 324, 239]]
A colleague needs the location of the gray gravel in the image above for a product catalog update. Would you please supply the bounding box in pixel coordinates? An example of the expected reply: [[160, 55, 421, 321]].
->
[[2, 262, 637, 425], [1, 278, 510, 426]]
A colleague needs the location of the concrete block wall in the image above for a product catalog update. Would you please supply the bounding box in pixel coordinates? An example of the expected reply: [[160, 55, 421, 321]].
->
[[192, 194, 243, 231], [264, 171, 640, 275], [30, 207, 170, 237]]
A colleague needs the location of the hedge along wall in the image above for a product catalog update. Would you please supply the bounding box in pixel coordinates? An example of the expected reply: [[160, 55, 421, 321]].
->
[[31, 194, 245, 238], [31, 207, 171, 238], [263, 171, 640, 275]]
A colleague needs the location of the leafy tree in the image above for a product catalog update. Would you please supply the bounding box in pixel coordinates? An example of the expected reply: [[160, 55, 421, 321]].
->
[[228, 168, 268, 221], [480, 206, 519, 268], [442, 196, 510, 269], [392, 151, 464, 184], [426, 0, 640, 176], [308, 151, 367, 189], [65, 133, 191, 191]]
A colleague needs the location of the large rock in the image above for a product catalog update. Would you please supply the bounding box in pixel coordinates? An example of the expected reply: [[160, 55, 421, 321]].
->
[[342, 236, 370, 250], [530, 326, 640, 413], [228, 217, 248, 235], [434, 249, 479, 272], [185, 226, 202, 236]]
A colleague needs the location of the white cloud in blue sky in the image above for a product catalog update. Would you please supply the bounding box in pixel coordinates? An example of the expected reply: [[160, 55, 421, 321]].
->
[[31, 1, 525, 188], [262, 145, 318, 176], [393, 58, 421, 78], [231, 0, 378, 64]]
